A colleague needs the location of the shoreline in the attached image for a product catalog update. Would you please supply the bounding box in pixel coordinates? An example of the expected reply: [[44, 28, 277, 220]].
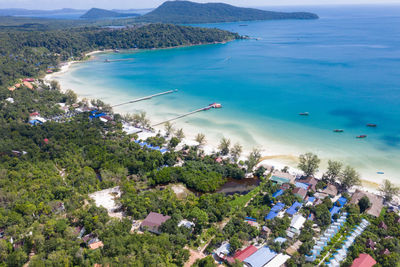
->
[[48, 47, 388, 192]]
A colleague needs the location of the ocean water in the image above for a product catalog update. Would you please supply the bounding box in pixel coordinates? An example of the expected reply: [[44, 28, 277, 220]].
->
[[56, 5, 400, 185]]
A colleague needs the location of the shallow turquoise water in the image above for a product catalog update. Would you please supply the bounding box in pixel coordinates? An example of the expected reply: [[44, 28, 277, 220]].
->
[[57, 5, 400, 183]]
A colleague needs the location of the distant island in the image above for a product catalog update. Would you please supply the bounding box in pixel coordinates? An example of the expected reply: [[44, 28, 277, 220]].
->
[[137, 0, 319, 24], [80, 8, 140, 19]]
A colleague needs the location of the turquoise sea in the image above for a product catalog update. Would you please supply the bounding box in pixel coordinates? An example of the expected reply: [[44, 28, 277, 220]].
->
[[56, 5, 400, 185]]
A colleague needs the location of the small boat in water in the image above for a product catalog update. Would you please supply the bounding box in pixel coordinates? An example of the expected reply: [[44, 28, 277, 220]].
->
[[366, 123, 377, 127], [356, 135, 367, 139], [377, 171, 384, 174], [299, 112, 309, 116], [239, 24, 248, 27], [104, 59, 110, 63], [333, 129, 344, 133]]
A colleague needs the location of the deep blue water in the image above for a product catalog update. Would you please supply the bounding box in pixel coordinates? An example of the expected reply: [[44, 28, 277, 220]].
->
[[58, 5, 400, 183]]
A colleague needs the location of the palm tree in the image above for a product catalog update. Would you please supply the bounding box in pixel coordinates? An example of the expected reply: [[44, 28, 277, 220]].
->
[[218, 137, 231, 156], [164, 121, 174, 137], [230, 142, 243, 162], [195, 133, 206, 147], [175, 128, 185, 141]]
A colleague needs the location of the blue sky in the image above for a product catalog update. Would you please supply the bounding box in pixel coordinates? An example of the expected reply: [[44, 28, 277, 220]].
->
[[1, 0, 400, 10]]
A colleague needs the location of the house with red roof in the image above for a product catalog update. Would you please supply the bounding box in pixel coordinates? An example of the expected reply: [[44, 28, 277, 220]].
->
[[227, 245, 258, 264], [351, 254, 376, 267], [140, 212, 171, 234]]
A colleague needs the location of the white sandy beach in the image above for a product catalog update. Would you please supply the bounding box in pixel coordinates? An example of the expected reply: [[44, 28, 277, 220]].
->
[[48, 51, 397, 191]]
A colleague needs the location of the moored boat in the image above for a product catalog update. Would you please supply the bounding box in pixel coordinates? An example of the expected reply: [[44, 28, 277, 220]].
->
[[333, 129, 344, 133], [356, 135, 367, 138], [366, 123, 377, 127], [299, 112, 309, 116]]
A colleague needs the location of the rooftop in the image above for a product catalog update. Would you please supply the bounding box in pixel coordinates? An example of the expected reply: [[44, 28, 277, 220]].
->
[[243, 246, 277, 267], [350, 189, 384, 217], [351, 254, 376, 267], [141, 212, 171, 230]]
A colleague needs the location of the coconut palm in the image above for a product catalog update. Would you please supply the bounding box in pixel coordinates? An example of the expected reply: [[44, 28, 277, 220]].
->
[[230, 142, 243, 162], [195, 133, 206, 147], [218, 137, 231, 155], [175, 128, 185, 141], [164, 121, 174, 137]]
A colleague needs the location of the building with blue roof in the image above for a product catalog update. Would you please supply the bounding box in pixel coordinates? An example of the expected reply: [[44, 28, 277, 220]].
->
[[243, 246, 277, 267], [286, 201, 302, 216], [272, 189, 284, 198], [336, 196, 347, 207], [265, 202, 285, 220]]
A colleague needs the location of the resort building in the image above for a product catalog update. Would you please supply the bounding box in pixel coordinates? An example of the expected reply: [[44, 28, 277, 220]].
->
[[292, 187, 307, 200], [350, 189, 384, 217], [270, 171, 295, 185], [320, 184, 338, 198], [140, 212, 171, 234], [296, 176, 319, 191]]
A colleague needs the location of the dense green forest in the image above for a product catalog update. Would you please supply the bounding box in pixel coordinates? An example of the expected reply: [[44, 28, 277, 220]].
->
[[137, 0, 319, 24], [0, 23, 239, 86], [80, 8, 139, 19], [0, 20, 244, 266]]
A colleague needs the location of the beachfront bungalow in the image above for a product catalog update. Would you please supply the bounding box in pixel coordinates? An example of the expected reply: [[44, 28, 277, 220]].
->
[[296, 176, 319, 191], [350, 189, 383, 217], [243, 246, 277, 267], [292, 187, 307, 200], [140, 212, 171, 234], [351, 254, 376, 267], [270, 171, 295, 185], [320, 184, 338, 198]]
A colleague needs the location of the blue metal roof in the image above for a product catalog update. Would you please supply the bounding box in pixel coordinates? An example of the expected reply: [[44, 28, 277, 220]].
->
[[286, 201, 302, 215], [243, 246, 277, 267], [307, 196, 316, 203], [330, 206, 342, 221], [272, 189, 284, 198], [336, 197, 347, 207], [265, 202, 285, 220]]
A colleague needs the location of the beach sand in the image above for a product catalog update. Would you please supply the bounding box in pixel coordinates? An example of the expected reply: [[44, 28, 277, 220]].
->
[[50, 51, 395, 191]]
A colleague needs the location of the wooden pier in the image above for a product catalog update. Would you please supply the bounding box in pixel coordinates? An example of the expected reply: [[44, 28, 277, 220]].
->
[[111, 90, 178, 108]]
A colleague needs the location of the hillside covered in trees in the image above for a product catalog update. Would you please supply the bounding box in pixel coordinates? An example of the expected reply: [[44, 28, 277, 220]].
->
[[137, 0, 319, 24], [80, 8, 139, 19], [0, 23, 239, 87]]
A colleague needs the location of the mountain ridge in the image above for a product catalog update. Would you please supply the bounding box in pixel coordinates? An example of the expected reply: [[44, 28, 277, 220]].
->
[[137, 1, 319, 24]]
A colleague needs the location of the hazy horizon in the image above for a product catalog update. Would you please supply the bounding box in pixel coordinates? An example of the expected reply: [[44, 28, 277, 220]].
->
[[1, 0, 400, 11]]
